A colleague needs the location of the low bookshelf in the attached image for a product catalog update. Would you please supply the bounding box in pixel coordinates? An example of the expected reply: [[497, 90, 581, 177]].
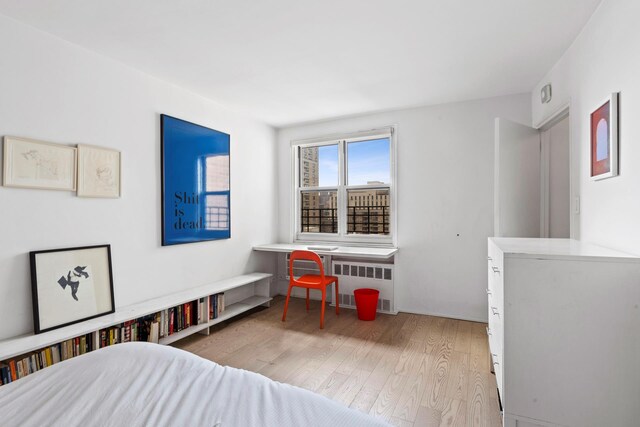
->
[[0, 273, 272, 385]]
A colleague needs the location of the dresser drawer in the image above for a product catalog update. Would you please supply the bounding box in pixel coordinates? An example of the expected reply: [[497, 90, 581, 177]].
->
[[487, 241, 504, 271], [488, 313, 503, 356], [487, 242, 504, 310], [487, 273, 503, 335], [492, 351, 504, 400], [488, 263, 503, 297]]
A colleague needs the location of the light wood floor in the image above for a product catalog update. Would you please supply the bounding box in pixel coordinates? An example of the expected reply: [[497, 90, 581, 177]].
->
[[175, 296, 502, 427]]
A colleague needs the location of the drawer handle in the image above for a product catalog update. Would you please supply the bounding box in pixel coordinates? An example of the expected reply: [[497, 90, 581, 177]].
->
[[491, 307, 500, 316], [492, 266, 500, 273], [486, 327, 492, 336], [486, 288, 492, 295]]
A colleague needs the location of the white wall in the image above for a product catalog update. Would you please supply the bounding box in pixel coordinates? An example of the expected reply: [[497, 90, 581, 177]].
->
[[532, 0, 640, 253], [0, 15, 278, 340], [277, 94, 531, 321]]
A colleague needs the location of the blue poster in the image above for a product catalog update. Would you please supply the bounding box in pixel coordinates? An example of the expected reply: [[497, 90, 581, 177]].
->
[[161, 115, 230, 245]]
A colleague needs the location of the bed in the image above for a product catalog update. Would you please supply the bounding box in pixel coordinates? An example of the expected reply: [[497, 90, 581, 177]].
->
[[0, 342, 390, 427]]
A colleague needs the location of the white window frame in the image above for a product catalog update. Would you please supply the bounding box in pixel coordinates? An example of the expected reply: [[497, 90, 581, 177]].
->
[[290, 127, 397, 247]]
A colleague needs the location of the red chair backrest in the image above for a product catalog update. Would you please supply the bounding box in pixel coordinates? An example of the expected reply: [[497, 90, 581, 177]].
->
[[289, 250, 325, 282]]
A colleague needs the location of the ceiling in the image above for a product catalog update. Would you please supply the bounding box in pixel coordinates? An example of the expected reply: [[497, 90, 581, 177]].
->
[[0, 0, 601, 127]]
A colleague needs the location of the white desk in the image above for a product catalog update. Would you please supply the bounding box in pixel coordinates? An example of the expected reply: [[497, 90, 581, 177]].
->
[[254, 243, 398, 314], [253, 243, 397, 259]]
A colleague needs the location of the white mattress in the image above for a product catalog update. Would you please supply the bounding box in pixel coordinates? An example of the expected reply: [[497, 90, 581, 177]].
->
[[0, 342, 389, 427]]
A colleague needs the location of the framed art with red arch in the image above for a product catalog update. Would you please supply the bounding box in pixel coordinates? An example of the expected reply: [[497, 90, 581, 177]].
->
[[590, 92, 619, 180]]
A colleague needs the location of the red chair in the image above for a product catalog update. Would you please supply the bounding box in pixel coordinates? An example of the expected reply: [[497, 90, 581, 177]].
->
[[282, 250, 339, 329]]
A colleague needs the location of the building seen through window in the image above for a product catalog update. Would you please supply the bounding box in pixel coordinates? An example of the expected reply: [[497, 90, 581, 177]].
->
[[298, 137, 391, 236]]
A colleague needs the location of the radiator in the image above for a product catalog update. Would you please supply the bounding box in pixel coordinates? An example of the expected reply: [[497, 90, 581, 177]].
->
[[331, 260, 395, 314], [278, 254, 395, 314]]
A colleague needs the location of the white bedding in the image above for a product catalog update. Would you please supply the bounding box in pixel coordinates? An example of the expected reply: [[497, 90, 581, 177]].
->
[[0, 342, 389, 427]]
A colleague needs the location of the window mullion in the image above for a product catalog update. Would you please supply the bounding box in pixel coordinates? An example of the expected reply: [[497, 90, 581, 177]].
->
[[338, 140, 347, 238]]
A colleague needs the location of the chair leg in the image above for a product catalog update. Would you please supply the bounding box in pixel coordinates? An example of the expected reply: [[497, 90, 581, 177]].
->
[[282, 285, 293, 322], [320, 288, 326, 329], [306, 288, 310, 312], [335, 279, 339, 315]]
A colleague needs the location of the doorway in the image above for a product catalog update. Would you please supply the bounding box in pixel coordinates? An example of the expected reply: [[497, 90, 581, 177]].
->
[[494, 113, 571, 238], [541, 115, 570, 238]]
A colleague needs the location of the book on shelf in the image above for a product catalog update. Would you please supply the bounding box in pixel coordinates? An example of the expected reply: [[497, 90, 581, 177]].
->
[[92, 331, 99, 351], [9, 360, 17, 382], [1, 364, 10, 385], [149, 322, 159, 344], [208, 292, 225, 320], [16, 361, 23, 380], [219, 293, 225, 314], [184, 304, 189, 328], [160, 310, 165, 338], [52, 346, 60, 364]]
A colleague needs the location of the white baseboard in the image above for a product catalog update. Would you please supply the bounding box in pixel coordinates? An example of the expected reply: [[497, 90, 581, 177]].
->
[[398, 308, 487, 323], [276, 291, 487, 323]]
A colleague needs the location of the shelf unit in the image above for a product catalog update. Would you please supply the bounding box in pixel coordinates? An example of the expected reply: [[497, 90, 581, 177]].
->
[[158, 294, 271, 346], [0, 273, 272, 369]]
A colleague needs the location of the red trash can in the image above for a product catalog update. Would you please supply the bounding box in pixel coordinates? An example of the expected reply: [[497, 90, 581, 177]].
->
[[354, 288, 380, 321]]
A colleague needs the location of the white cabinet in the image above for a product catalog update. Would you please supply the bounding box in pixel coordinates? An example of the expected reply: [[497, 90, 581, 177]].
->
[[487, 238, 640, 427]]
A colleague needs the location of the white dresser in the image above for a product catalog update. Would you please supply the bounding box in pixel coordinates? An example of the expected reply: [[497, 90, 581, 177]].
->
[[487, 237, 640, 427]]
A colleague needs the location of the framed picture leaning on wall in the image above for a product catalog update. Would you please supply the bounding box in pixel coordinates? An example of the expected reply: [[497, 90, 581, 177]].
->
[[30, 244, 115, 334]]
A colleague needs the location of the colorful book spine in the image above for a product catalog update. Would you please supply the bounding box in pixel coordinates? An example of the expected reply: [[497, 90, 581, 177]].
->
[[1, 365, 10, 385], [185, 303, 190, 328], [44, 348, 52, 367]]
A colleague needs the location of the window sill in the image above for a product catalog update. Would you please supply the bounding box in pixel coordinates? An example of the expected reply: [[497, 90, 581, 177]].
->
[[253, 243, 398, 259]]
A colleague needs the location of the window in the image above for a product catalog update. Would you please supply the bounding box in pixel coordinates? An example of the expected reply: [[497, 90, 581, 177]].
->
[[203, 155, 230, 231], [293, 128, 395, 245]]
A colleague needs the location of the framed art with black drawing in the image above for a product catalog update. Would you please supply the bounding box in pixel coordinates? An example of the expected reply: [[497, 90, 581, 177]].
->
[[30, 245, 115, 334]]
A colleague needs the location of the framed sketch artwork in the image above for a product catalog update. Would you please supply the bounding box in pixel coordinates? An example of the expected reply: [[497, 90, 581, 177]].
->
[[77, 144, 121, 197], [30, 245, 115, 334], [590, 92, 619, 180], [161, 114, 231, 245], [2, 136, 77, 191]]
